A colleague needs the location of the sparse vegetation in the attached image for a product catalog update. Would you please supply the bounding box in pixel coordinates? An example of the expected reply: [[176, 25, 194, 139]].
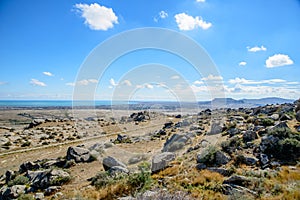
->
[[7, 175, 29, 187]]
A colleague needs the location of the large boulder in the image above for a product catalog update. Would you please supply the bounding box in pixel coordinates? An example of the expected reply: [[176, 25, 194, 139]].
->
[[27, 169, 70, 189], [296, 111, 300, 122], [66, 146, 91, 163], [1, 185, 26, 199], [151, 152, 176, 173], [162, 134, 191, 152], [102, 156, 127, 171], [215, 151, 231, 165]]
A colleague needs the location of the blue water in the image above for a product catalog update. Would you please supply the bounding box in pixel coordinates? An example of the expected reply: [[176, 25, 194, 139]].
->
[[0, 100, 134, 107]]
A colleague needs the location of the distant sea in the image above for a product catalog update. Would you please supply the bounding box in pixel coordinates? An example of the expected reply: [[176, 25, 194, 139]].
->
[[0, 100, 133, 108]]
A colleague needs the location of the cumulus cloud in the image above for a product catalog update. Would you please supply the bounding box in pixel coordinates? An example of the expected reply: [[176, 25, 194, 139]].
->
[[239, 61, 247, 66], [43, 72, 54, 76], [247, 45, 267, 52], [66, 79, 98, 86], [74, 3, 118, 31], [159, 11, 168, 19], [136, 83, 154, 89], [201, 74, 223, 81], [193, 80, 204, 85], [174, 13, 212, 31], [266, 54, 294, 68], [109, 78, 118, 87], [196, 0, 206, 2], [30, 79, 46, 87]]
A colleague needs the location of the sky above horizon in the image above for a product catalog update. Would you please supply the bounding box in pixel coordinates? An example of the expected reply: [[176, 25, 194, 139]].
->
[[0, 0, 299, 101]]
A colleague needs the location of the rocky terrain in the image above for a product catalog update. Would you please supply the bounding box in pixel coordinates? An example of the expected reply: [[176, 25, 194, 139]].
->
[[0, 100, 299, 199]]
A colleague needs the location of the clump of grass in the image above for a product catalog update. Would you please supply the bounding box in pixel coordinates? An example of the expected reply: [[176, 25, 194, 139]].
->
[[91, 162, 153, 199], [7, 175, 29, 187]]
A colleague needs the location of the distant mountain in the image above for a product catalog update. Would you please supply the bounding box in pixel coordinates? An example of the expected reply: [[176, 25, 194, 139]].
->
[[198, 97, 295, 108], [241, 97, 295, 106]]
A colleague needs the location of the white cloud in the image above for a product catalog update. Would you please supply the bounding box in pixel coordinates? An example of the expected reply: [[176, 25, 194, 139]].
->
[[170, 75, 180, 80], [109, 78, 118, 86], [228, 77, 287, 85], [159, 11, 168, 19], [174, 13, 212, 31], [74, 3, 118, 31], [43, 72, 53, 76], [0, 81, 7, 85], [247, 45, 267, 52], [266, 54, 294, 68], [67, 79, 98, 86], [196, 0, 206, 2], [30, 79, 46, 87], [201, 74, 223, 81], [239, 61, 247, 66], [122, 80, 132, 86], [193, 80, 204, 85]]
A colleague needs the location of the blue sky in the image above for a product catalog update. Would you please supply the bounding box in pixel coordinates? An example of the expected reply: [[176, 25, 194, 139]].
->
[[0, 0, 299, 101]]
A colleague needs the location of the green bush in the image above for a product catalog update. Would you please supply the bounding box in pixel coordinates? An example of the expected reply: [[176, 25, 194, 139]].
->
[[221, 136, 242, 155], [198, 146, 218, 166], [260, 118, 275, 126], [17, 194, 34, 200], [8, 175, 29, 187]]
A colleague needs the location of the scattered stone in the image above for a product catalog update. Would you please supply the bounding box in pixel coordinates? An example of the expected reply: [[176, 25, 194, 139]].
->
[[279, 114, 291, 121], [244, 156, 259, 166], [207, 167, 231, 176], [223, 175, 250, 186], [260, 154, 269, 166], [162, 134, 191, 152], [215, 151, 231, 165], [19, 161, 41, 173], [151, 152, 176, 173], [196, 163, 207, 170], [209, 122, 224, 135], [163, 121, 173, 129], [35, 192, 45, 200], [102, 156, 127, 171], [5, 170, 16, 184], [269, 114, 279, 121], [66, 146, 91, 163], [243, 130, 257, 143], [1, 185, 26, 199], [44, 186, 61, 195], [227, 128, 240, 137]]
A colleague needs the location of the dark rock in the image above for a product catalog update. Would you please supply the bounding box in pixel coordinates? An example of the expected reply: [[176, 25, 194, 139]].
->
[[19, 161, 41, 173], [151, 152, 176, 173], [279, 114, 291, 121], [209, 122, 224, 135], [244, 156, 259, 166], [296, 111, 300, 122], [116, 134, 131, 143], [66, 146, 91, 163], [260, 154, 269, 165], [27, 119, 44, 129], [223, 175, 250, 186], [27, 169, 70, 189], [273, 122, 289, 130], [227, 128, 240, 137], [5, 170, 16, 184], [163, 121, 173, 129], [243, 130, 257, 143], [102, 156, 127, 171], [215, 151, 230, 165], [207, 167, 231, 176], [196, 163, 207, 170]]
